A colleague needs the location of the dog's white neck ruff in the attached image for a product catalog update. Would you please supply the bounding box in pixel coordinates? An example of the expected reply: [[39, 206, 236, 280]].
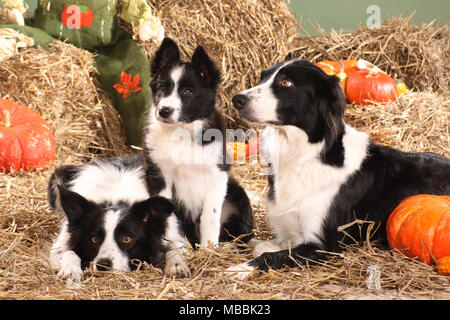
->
[[69, 161, 149, 205], [145, 111, 228, 222], [262, 124, 370, 247]]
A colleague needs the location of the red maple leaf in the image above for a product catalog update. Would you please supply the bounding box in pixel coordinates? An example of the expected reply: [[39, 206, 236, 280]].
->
[[113, 70, 142, 98]]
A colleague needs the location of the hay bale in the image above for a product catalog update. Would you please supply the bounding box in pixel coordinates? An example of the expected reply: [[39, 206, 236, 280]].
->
[[139, 0, 300, 126], [290, 16, 450, 93], [0, 3, 449, 299], [0, 41, 129, 162], [0, 40, 131, 298], [344, 91, 450, 158]]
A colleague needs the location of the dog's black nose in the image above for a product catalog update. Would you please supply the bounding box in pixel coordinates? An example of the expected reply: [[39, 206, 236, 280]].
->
[[232, 94, 249, 110], [95, 258, 112, 271], [159, 106, 174, 119]]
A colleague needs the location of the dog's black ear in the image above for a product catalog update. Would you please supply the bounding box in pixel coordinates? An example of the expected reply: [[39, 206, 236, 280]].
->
[[316, 75, 346, 166], [191, 45, 221, 89], [151, 37, 181, 75], [57, 185, 97, 223], [132, 196, 175, 224], [325, 75, 346, 135]]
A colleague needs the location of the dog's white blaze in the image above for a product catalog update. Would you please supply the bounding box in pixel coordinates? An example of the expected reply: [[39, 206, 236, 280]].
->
[[93, 210, 130, 271], [239, 61, 293, 123], [262, 124, 369, 248], [69, 162, 149, 205], [156, 65, 184, 120]]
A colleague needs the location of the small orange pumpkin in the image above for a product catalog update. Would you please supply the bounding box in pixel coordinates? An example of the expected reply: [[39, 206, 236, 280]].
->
[[345, 69, 397, 105], [226, 137, 259, 163], [315, 60, 341, 75], [386, 194, 450, 265], [315, 60, 359, 90], [315, 60, 359, 76], [0, 98, 56, 173], [226, 141, 249, 163]]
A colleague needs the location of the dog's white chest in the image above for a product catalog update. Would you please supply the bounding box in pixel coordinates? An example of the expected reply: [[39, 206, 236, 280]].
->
[[267, 155, 344, 245], [263, 125, 369, 246], [169, 162, 224, 216], [147, 121, 227, 219]]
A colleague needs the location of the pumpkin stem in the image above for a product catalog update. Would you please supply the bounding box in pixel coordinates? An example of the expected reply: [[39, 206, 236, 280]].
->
[[2, 109, 11, 128], [339, 60, 344, 73]]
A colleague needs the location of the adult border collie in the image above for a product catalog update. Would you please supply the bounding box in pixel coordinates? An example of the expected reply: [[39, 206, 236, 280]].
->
[[226, 59, 450, 279], [142, 38, 254, 278], [48, 156, 175, 283]]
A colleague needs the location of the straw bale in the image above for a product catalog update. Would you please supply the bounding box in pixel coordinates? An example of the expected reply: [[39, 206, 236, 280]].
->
[[344, 91, 450, 158], [0, 40, 132, 299], [290, 16, 450, 93], [0, 5, 449, 300], [0, 40, 129, 162]]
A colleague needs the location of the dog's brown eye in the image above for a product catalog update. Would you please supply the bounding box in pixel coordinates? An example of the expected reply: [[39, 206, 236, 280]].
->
[[91, 236, 100, 244], [181, 88, 193, 97], [121, 235, 132, 244], [280, 79, 293, 87]]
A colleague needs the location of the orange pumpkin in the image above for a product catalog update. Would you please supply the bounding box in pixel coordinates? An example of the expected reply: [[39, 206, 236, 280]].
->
[[226, 141, 249, 163], [345, 69, 397, 105], [0, 98, 56, 173], [386, 194, 450, 265], [248, 136, 259, 162], [315, 60, 359, 90], [315, 61, 341, 75], [226, 136, 259, 163], [315, 60, 359, 76], [437, 256, 450, 276], [341, 60, 359, 76]]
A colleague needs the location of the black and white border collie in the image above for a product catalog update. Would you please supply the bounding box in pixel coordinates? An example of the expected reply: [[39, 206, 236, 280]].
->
[[226, 59, 450, 279], [48, 156, 174, 283], [142, 38, 254, 278]]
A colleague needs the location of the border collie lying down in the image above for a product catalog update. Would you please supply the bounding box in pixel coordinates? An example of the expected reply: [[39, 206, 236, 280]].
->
[[48, 156, 176, 283], [226, 59, 450, 279], [142, 38, 253, 277]]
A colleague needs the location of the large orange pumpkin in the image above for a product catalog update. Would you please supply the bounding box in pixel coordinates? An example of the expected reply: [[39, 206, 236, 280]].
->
[[0, 98, 56, 173], [386, 194, 450, 265], [345, 69, 397, 105]]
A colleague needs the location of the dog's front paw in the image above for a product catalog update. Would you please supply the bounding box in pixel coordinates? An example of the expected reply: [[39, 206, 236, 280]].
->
[[58, 265, 83, 283], [224, 262, 255, 281], [55, 251, 83, 283], [57, 262, 83, 283], [165, 261, 191, 278]]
